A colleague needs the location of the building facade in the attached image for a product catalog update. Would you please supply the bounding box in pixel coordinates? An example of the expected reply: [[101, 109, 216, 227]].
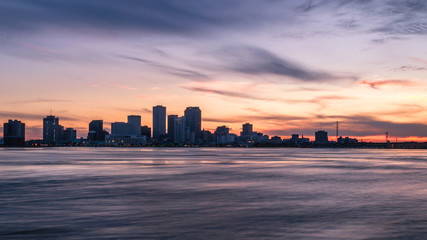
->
[[168, 115, 178, 141], [88, 120, 105, 142], [43, 115, 61, 145], [127, 115, 141, 136], [173, 116, 186, 144], [3, 120, 25, 147], [153, 105, 166, 139], [315, 130, 329, 143], [184, 106, 201, 143]]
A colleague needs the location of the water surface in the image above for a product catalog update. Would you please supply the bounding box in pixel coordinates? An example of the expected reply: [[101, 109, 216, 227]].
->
[[1, 148, 426, 239]]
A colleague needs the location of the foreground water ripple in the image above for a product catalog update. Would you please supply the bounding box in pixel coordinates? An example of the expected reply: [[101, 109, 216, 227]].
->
[[1, 148, 427, 239]]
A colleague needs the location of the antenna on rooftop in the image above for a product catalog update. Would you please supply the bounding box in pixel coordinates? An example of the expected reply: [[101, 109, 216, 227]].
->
[[336, 121, 339, 141]]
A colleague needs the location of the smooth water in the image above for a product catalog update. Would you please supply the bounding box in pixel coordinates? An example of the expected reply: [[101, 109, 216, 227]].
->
[[1, 148, 426, 239]]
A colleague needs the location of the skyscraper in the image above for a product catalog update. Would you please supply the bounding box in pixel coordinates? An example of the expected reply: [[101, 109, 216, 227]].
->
[[63, 128, 77, 142], [127, 115, 141, 136], [173, 116, 186, 144], [241, 123, 253, 136], [3, 120, 25, 147], [88, 120, 105, 142], [168, 115, 178, 141], [184, 106, 201, 142], [153, 105, 166, 139], [43, 115, 60, 145]]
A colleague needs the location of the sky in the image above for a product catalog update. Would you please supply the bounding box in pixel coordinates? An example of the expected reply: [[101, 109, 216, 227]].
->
[[1, 0, 427, 142]]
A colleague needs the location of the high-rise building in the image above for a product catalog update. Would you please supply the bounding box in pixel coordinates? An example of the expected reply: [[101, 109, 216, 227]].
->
[[241, 123, 253, 136], [127, 115, 141, 136], [168, 115, 178, 141], [63, 128, 77, 142], [43, 115, 60, 145], [184, 107, 201, 142], [3, 120, 25, 147], [88, 120, 105, 142], [315, 130, 328, 143], [173, 116, 186, 144], [153, 105, 166, 139]]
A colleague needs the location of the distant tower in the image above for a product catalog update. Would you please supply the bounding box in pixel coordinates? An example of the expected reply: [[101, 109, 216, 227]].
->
[[43, 115, 60, 145], [88, 120, 104, 142], [153, 105, 166, 139], [173, 116, 186, 144], [3, 120, 25, 147], [184, 106, 201, 143], [241, 123, 253, 136], [385, 132, 389, 143], [127, 115, 141, 136], [336, 121, 339, 141], [168, 115, 178, 141]]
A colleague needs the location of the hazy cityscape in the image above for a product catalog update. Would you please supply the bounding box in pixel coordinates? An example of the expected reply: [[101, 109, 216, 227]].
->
[[2, 105, 426, 149]]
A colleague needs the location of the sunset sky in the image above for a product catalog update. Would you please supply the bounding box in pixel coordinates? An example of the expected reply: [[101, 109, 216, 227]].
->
[[1, 0, 427, 142]]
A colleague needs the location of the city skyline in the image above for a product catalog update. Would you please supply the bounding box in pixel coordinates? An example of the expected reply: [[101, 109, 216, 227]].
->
[[0, 103, 426, 143], [0, 107, 417, 144], [1, 1, 427, 142]]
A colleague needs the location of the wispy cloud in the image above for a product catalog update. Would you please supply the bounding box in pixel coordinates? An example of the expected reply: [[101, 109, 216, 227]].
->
[[7, 97, 73, 104], [0, 0, 294, 36], [112, 107, 152, 114], [250, 113, 427, 138], [181, 86, 278, 102], [182, 84, 354, 109], [118, 54, 209, 81], [391, 65, 427, 72], [89, 81, 138, 91], [360, 79, 415, 89], [213, 46, 354, 82], [0, 111, 79, 121], [409, 57, 427, 65]]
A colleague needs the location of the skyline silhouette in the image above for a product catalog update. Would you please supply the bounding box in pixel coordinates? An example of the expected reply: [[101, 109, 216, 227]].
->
[[1, 105, 425, 146], [1, 106, 426, 143]]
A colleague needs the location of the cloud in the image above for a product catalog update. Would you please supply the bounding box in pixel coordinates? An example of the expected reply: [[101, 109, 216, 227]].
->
[[368, 1, 427, 36], [309, 114, 427, 137], [248, 113, 427, 138], [202, 118, 242, 124], [0, 0, 293, 36], [391, 65, 427, 72], [409, 57, 427, 65], [112, 107, 152, 114], [213, 46, 355, 82], [7, 97, 73, 104], [181, 86, 279, 102], [0, 111, 80, 122], [182, 84, 354, 110], [89, 81, 138, 91], [360, 79, 414, 89], [23, 125, 43, 140], [340, 116, 427, 137], [118, 54, 209, 81]]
